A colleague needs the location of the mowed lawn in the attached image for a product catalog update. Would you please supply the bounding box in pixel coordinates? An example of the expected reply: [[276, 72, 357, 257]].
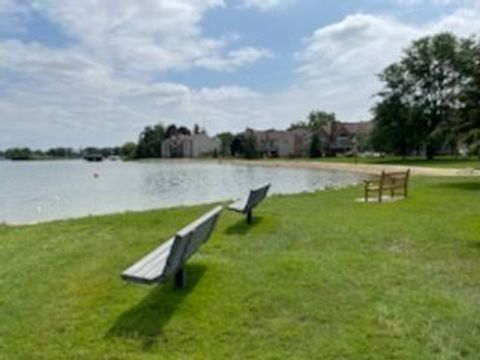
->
[[1, 177, 480, 359]]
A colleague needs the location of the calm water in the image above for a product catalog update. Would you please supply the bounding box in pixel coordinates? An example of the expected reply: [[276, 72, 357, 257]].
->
[[0, 160, 364, 224]]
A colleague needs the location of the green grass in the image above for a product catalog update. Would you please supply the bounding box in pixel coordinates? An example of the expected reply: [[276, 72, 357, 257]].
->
[[300, 155, 480, 169], [2, 177, 480, 359]]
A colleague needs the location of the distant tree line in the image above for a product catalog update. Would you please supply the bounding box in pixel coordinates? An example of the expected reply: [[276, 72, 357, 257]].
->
[[0, 122, 208, 161], [371, 32, 480, 159], [0, 146, 128, 160]]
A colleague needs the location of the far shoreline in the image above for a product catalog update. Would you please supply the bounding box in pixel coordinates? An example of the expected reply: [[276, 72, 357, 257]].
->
[[137, 157, 480, 177]]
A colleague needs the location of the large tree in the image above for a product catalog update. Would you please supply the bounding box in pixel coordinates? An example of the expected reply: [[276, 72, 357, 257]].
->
[[456, 39, 480, 153], [374, 33, 471, 159], [136, 123, 165, 158], [308, 110, 337, 156], [308, 111, 335, 130], [309, 133, 322, 158], [217, 132, 234, 156]]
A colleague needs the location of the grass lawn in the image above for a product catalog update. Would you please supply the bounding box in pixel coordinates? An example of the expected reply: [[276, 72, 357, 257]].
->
[[305, 155, 480, 169], [1, 177, 480, 359]]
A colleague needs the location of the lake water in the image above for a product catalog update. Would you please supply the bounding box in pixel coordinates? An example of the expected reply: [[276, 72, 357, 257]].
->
[[0, 160, 364, 224]]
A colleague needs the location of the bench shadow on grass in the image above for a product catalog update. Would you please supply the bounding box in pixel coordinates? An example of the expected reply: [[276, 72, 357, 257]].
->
[[435, 182, 480, 191], [467, 241, 480, 251], [106, 264, 206, 350], [225, 216, 264, 235]]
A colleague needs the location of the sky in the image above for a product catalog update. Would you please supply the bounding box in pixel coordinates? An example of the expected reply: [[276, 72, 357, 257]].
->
[[1, 0, 480, 149]]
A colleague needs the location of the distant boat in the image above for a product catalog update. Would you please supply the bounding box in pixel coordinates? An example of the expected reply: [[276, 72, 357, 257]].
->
[[84, 154, 103, 162]]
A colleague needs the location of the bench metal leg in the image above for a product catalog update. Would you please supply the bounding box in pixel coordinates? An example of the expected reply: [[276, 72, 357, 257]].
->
[[174, 267, 186, 289], [247, 210, 253, 224]]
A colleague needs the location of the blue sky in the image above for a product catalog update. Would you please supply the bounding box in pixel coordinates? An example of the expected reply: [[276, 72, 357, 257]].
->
[[1, 0, 479, 148]]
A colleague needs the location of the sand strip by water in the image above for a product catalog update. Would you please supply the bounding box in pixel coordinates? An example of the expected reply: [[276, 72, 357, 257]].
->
[[221, 159, 480, 177]]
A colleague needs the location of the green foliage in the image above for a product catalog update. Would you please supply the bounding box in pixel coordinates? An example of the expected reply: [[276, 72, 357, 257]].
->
[[309, 111, 338, 156], [309, 133, 322, 158], [229, 132, 261, 159], [4, 147, 33, 160], [2, 177, 480, 358], [371, 95, 420, 157], [121, 142, 137, 159], [2, 147, 121, 160], [374, 32, 478, 159], [230, 134, 245, 157], [136, 124, 166, 158], [217, 132, 235, 156], [82, 147, 120, 158], [288, 120, 308, 130], [457, 40, 480, 154], [45, 147, 76, 158], [308, 110, 336, 130], [289, 110, 339, 157], [243, 131, 260, 159]]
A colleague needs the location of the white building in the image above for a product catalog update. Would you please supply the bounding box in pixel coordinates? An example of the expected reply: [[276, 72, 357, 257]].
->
[[162, 134, 221, 158]]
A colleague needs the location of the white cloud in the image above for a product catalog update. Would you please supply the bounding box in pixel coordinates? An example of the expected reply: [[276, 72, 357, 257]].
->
[[242, 0, 293, 11], [195, 46, 273, 71], [290, 5, 480, 124], [393, 0, 475, 6], [25, 0, 269, 75], [0, 1, 275, 147], [1, 1, 480, 148], [0, 36, 262, 147]]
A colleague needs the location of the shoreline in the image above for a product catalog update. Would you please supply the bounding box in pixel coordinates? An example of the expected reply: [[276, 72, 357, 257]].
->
[[1, 181, 360, 227], [2, 159, 476, 227], [218, 158, 480, 177], [136, 157, 480, 177]]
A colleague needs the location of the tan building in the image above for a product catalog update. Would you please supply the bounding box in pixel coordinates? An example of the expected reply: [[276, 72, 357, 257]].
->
[[244, 128, 317, 158], [332, 121, 373, 152], [162, 134, 221, 158], [245, 121, 372, 158]]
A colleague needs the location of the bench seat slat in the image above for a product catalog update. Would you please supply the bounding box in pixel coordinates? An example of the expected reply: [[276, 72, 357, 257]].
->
[[121, 206, 223, 286], [121, 238, 174, 284], [122, 255, 169, 284], [228, 183, 270, 214], [228, 199, 248, 213]]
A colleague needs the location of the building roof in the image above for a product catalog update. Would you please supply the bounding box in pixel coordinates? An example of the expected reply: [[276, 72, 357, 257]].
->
[[340, 121, 373, 135]]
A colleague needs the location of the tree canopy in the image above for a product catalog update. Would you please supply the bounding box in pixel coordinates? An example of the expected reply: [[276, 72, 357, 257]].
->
[[372, 32, 479, 159]]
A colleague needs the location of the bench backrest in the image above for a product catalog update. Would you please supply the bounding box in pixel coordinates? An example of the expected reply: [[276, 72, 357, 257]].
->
[[162, 206, 222, 278], [245, 183, 270, 212], [380, 169, 410, 188]]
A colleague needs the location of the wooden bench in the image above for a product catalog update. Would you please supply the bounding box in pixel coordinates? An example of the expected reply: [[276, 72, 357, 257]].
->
[[121, 206, 222, 288], [364, 169, 410, 203], [228, 183, 270, 224]]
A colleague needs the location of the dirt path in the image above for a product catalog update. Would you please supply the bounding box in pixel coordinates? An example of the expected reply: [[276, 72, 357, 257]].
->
[[221, 159, 480, 177]]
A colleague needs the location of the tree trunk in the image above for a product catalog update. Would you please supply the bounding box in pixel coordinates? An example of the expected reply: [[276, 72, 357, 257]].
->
[[426, 143, 435, 160]]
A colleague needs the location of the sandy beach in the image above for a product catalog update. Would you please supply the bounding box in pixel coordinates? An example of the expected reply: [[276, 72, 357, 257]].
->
[[222, 159, 480, 177]]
